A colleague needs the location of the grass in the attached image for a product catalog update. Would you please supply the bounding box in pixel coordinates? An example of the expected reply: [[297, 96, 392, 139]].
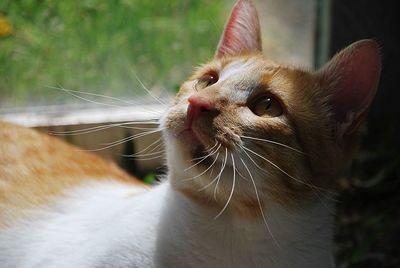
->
[[0, 0, 231, 109]]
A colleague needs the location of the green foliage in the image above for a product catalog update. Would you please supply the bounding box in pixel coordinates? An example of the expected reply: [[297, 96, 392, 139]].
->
[[142, 172, 157, 185], [0, 0, 228, 108]]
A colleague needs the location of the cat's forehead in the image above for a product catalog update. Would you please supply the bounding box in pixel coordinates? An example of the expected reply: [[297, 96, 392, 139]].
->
[[215, 55, 279, 82], [220, 57, 264, 82], [194, 55, 282, 92], [207, 55, 308, 96]]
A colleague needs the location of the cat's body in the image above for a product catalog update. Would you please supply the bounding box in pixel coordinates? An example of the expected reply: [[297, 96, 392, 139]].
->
[[0, 142, 332, 267], [0, 0, 380, 267], [0, 122, 333, 268]]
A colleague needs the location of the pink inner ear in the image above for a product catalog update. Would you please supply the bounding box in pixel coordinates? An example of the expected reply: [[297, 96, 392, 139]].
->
[[319, 40, 381, 135], [215, 0, 262, 58]]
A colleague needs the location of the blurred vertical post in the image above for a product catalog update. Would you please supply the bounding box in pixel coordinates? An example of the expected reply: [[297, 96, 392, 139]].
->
[[255, 0, 316, 68]]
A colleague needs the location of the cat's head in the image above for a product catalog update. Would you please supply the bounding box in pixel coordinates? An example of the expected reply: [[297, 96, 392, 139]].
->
[[161, 0, 380, 216]]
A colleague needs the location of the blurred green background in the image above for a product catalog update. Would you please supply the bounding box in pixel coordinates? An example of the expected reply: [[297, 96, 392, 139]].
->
[[0, 0, 229, 109]]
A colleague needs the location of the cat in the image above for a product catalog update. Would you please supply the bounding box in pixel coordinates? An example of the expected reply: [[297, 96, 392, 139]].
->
[[0, 0, 381, 267]]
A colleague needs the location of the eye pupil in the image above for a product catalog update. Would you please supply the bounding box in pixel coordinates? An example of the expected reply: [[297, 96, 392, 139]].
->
[[251, 96, 283, 117], [264, 98, 272, 109], [197, 71, 219, 89], [205, 74, 217, 86]]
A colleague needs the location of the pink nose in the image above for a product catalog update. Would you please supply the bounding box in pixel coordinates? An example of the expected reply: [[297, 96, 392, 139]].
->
[[188, 95, 215, 111], [186, 95, 217, 127]]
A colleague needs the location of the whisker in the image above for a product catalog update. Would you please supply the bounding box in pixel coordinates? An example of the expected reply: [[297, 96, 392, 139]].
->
[[198, 172, 220, 191], [50, 124, 117, 136], [241, 145, 337, 208], [240, 145, 270, 176], [241, 135, 305, 155], [123, 137, 163, 157], [193, 153, 224, 192], [133, 154, 165, 161], [214, 153, 236, 219], [240, 151, 332, 245], [51, 85, 125, 108], [197, 157, 226, 191], [209, 139, 220, 150], [85, 129, 163, 152], [240, 158, 280, 247], [101, 128, 163, 146], [50, 122, 160, 136], [208, 155, 217, 182], [184, 152, 220, 182], [213, 148, 228, 200], [241, 145, 328, 192], [129, 121, 160, 125], [185, 143, 221, 171], [243, 139, 338, 209], [146, 142, 165, 154], [46, 85, 137, 106], [190, 141, 219, 161], [129, 67, 168, 107], [235, 166, 248, 181], [127, 150, 166, 158], [143, 139, 165, 155], [240, 146, 331, 202]]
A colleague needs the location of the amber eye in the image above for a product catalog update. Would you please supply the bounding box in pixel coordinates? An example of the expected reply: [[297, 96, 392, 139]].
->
[[196, 71, 219, 90], [251, 96, 283, 117]]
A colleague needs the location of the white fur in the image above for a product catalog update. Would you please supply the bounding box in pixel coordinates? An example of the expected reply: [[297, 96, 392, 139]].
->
[[0, 181, 162, 268], [219, 58, 259, 83], [0, 179, 334, 268]]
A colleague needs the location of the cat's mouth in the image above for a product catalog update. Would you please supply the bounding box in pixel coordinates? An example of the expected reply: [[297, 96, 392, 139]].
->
[[176, 114, 213, 145], [177, 128, 206, 149], [176, 128, 217, 164], [192, 144, 216, 167]]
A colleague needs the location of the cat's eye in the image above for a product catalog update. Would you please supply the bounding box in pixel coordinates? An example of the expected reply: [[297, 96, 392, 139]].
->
[[196, 71, 219, 90], [251, 96, 283, 117]]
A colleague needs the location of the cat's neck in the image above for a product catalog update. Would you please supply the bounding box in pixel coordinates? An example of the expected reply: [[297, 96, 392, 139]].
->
[[155, 175, 335, 268]]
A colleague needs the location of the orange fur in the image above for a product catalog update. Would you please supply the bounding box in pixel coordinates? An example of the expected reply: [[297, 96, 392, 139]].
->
[[0, 121, 145, 226], [165, 49, 373, 218]]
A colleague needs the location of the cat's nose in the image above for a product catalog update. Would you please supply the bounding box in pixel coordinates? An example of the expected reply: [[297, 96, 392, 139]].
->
[[188, 95, 215, 111], [186, 95, 217, 127]]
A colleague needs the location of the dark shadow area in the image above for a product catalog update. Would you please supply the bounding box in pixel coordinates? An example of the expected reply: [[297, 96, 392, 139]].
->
[[330, 1, 400, 267]]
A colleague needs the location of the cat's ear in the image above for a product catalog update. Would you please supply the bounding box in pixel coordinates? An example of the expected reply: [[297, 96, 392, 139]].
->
[[317, 39, 381, 139], [215, 0, 262, 58]]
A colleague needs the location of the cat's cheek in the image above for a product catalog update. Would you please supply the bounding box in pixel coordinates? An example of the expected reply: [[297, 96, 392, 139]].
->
[[160, 106, 186, 134]]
